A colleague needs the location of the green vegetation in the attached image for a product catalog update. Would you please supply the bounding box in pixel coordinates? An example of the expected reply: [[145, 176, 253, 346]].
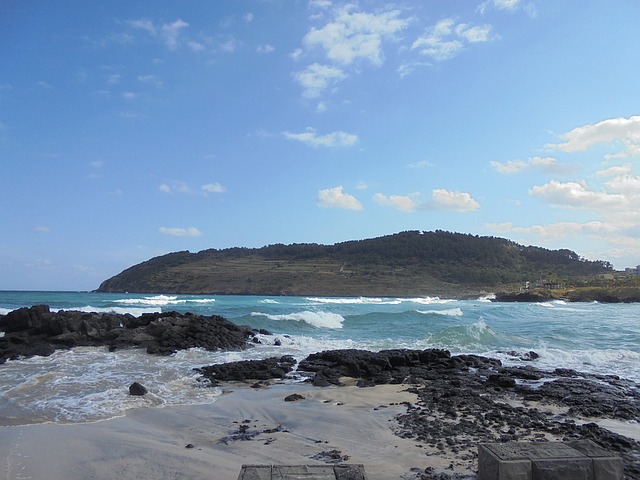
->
[[96, 231, 616, 297]]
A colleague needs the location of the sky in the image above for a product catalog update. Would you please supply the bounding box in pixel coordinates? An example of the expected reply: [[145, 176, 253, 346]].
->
[[2, 0, 640, 291]]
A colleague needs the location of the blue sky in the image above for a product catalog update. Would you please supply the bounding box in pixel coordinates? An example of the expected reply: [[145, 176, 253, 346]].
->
[[2, 0, 640, 291]]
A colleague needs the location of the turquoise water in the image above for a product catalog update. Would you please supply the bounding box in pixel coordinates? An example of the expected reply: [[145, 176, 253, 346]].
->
[[1, 291, 639, 424]]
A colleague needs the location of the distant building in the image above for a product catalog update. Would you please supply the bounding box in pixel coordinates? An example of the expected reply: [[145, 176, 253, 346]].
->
[[624, 266, 640, 277]]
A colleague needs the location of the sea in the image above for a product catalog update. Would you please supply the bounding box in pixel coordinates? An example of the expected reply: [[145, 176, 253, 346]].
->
[[1, 291, 639, 426]]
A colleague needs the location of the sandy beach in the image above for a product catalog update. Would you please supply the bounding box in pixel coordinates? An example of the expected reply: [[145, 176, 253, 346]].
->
[[0, 383, 450, 480]]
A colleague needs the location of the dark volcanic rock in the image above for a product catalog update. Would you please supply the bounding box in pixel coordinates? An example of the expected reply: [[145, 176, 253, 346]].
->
[[129, 382, 148, 396], [297, 348, 500, 386], [0, 305, 263, 363], [195, 355, 297, 385], [294, 348, 640, 479]]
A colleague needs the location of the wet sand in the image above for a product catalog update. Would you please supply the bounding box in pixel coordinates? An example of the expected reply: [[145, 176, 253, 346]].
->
[[0, 383, 445, 480]]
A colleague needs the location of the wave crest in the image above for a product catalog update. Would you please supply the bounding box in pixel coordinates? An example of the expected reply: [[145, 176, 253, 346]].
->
[[251, 310, 344, 329]]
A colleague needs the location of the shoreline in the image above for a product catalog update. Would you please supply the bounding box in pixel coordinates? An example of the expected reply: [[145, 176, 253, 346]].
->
[[2, 381, 640, 480], [1, 382, 440, 480]]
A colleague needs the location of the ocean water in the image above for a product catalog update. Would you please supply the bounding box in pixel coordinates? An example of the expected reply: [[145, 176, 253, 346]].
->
[[1, 291, 639, 425]]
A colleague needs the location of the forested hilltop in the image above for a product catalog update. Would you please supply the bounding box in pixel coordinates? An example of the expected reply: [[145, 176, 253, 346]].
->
[[96, 231, 613, 297]]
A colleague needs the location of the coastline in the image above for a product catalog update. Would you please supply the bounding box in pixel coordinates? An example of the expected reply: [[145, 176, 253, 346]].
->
[[1, 383, 440, 480], [2, 380, 640, 480]]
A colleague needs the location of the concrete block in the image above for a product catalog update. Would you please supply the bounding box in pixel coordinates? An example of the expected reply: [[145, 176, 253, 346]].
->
[[478, 442, 623, 480], [569, 440, 624, 480], [237, 465, 367, 480], [531, 458, 593, 480]]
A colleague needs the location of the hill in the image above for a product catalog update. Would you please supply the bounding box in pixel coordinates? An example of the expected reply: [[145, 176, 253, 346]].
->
[[95, 231, 613, 297]]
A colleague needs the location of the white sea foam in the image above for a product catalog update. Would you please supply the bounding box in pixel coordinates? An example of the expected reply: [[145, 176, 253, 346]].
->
[[417, 307, 464, 317], [251, 310, 344, 329], [115, 294, 179, 305], [405, 297, 453, 305], [74, 305, 159, 316], [0, 347, 232, 425], [518, 346, 640, 381], [306, 296, 401, 305], [0, 307, 12, 315], [477, 294, 496, 302], [259, 299, 280, 304]]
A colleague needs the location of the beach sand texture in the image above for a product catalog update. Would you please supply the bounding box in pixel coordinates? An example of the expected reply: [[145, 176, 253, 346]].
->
[[1, 384, 451, 480]]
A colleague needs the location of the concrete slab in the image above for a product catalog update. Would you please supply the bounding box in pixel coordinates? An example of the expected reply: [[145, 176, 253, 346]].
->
[[478, 441, 623, 480], [237, 464, 367, 480]]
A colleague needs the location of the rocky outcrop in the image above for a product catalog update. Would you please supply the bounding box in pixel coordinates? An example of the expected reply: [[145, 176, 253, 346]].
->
[[297, 348, 501, 387], [195, 356, 297, 385], [0, 305, 264, 363]]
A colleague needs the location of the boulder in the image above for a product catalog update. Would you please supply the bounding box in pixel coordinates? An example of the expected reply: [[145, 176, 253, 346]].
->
[[129, 382, 148, 396]]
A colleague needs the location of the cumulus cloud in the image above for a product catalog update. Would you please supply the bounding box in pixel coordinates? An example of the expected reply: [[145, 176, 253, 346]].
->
[[373, 193, 418, 212], [411, 18, 494, 61], [546, 115, 640, 159], [294, 4, 409, 97], [283, 128, 358, 147], [303, 5, 409, 66], [293, 63, 346, 98], [429, 189, 481, 211], [159, 226, 203, 237], [317, 186, 363, 210], [374, 189, 480, 212], [491, 156, 557, 174], [529, 180, 628, 210]]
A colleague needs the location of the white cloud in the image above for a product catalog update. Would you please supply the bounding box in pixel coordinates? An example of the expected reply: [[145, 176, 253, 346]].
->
[[317, 186, 363, 210], [486, 221, 615, 239], [529, 180, 628, 210], [126, 18, 190, 50], [374, 189, 480, 212], [90, 160, 104, 168], [429, 189, 480, 211], [595, 163, 633, 177], [188, 41, 206, 52], [283, 128, 358, 147], [412, 18, 494, 61], [478, 0, 536, 16], [161, 19, 189, 50], [408, 160, 434, 169], [257, 44, 275, 54], [303, 5, 409, 67], [491, 156, 557, 174], [159, 181, 192, 194], [373, 193, 418, 212], [355, 181, 368, 190], [123, 91, 138, 100], [107, 74, 122, 85], [33, 226, 51, 233], [126, 19, 157, 36], [159, 226, 203, 237], [138, 75, 163, 87], [293, 63, 346, 98], [201, 182, 226, 195], [243, 13, 254, 23], [546, 115, 640, 159], [220, 38, 238, 53]]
